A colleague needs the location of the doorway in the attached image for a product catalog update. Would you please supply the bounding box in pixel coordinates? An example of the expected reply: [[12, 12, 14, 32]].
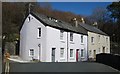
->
[[102, 47, 105, 53], [93, 50, 96, 59], [52, 48, 56, 62], [76, 49, 79, 62]]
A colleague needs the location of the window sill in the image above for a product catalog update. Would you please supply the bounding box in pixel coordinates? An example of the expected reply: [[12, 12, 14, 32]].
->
[[70, 41, 74, 44], [81, 57, 84, 59], [60, 40, 65, 43], [81, 43, 84, 45], [37, 37, 41, 39], [91, 43, 94, 45], [69, 57, 75, 60], [60, 57, 65, 60]]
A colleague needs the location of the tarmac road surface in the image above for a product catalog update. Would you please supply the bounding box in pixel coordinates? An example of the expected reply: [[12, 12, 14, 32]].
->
[[9, 62, 120, 73]]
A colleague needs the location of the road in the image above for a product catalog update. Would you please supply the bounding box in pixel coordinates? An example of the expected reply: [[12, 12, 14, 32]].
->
[[9, 62, 119, 73]]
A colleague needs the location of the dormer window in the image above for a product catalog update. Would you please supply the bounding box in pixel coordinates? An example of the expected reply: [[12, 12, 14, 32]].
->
[[60, 30, 64, 40], [70, 32, 73, 41], [38, 27, 41, 38]]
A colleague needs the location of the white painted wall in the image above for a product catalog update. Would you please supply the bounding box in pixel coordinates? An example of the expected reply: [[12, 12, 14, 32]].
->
[[67, 33, 88, 62], [46, 26, 68, 62], [20, 14, 88, 62], [46, 26, 88, 62], [20, 14, 47, 61]]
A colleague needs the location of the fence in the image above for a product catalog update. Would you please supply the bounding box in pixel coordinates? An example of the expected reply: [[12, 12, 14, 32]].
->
[[96, 53, 120, 71]]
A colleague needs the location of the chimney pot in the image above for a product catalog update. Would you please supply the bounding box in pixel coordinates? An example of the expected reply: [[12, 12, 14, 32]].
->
[[81, 17, 85, 24], [73, 18, 78, 27]]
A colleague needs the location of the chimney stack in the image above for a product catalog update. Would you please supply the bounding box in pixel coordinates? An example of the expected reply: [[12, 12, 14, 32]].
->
[[93, 22, 98, 28], [73, 18, 78, 27], [81, 17, 85, 24]]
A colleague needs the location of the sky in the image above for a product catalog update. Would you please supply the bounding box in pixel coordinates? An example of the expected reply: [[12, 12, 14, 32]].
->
[[41, 2, 112, 16]]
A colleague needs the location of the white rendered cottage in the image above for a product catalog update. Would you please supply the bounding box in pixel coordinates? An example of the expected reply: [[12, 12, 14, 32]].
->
[[20, 12, 88, 62]]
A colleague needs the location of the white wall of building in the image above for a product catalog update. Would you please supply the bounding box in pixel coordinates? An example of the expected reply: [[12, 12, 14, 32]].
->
[[46, 26, 68, 62], [68, 33, 88, 62], [20, 14, 88, 62], [46, 26, 88, 62], [20, 14, 47, 61]]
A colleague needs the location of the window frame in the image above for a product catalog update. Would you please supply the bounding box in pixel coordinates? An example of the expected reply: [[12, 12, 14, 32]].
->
[[91, 37, 94, 43], [81, 35, 83, 43], [70, 49, 74, 58], [70, 32, 73, 41], [60, 48, 65, 58], [81, 49, 84, 58], [37, 27, 41, 38], [29, 49, 34, 56], [60, 30, 64, 40]]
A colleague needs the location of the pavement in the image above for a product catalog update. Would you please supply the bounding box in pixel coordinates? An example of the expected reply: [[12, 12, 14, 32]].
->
[[8, 55, 30, 63]]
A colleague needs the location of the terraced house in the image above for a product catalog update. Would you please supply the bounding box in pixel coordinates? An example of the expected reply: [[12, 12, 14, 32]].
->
[[20, 12, 88, 62], [79, 23, 110, 60], [20, 12, 110, 62]]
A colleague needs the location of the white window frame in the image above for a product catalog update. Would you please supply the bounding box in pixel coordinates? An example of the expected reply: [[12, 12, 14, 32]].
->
[[37, 27, 41, 38], [70, 32, 73, 41], [89, 50, 92, 56], [98, 35, 100, 43], [81, 49, 84, 58], [70, 49, 74, 58], [106, 37, 108, 43], [98, 48, 101, 53], [29, 49, 34, 56], [60, 30, 64, 40], [91, 37, 94, 43], [81, 35, 83, 43], [60, 48, 65, 58]]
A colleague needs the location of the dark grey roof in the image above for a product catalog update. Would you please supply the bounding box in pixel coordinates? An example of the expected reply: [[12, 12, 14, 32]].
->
[[79, 23, 108, 36], [31, 12, 88, 35]]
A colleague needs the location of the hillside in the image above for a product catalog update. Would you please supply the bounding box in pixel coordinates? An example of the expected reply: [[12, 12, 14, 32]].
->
[[2, 2, 88, 42]]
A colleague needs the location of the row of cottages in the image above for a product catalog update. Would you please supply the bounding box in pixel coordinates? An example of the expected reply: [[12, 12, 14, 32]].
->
[[20, 12, 110, 62], [79, 23, 110, 59]]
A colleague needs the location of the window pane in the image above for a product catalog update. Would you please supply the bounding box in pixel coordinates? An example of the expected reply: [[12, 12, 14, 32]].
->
[[89, 50, 91, 56], [60, 48, 64, 58], [70, 33, 73, 41], [91, 37, 94, 43], [81, 36, 83, 43], [70, 49, 73, 57], [60, 30, 64, 40], [81, 49, 84, 57], [30, 49, 34, 56], [38, 28, 41, 37]]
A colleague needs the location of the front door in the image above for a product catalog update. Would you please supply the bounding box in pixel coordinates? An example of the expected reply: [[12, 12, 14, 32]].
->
[[102, 47, 105, 53], [93, 50, 96, 59], [76, 49, 79, 62], [52, 48, 56, 62]]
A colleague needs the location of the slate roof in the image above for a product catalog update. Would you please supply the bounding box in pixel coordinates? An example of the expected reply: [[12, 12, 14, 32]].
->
[[79, 22, 108, 36], [30, 12, 88, 35], [21, 12, 108, 36]]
